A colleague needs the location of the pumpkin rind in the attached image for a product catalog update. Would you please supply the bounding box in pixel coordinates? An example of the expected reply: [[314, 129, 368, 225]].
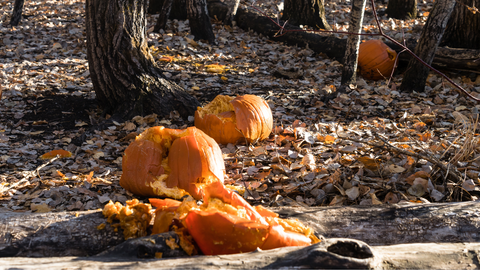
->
[[358, 39, 397, 80], [194, 94, 273, 144], [231, 95, 273, 142], [185, 210, 269, 255], [151, 182, 319, 255], [120, 126, 225, 199], [166, 127, 226, 199]]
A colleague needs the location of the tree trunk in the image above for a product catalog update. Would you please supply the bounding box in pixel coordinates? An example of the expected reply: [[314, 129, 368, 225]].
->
[[9, 0, 25, 26], [85, 0, 199, 120], [282, 0, 332, 31], [148, 0, 187, 20], [153, 0, 174, 32], [341, 0, 367, 87], [442, 0, 480, 49], [386, 0, 418, 19], [399, 0, 456, 93], [186, 0, 215, 44]]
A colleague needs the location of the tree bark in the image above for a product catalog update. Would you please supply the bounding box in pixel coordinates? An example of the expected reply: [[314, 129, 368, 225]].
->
[[282, 0, 332, 31], [341, 0, 367, 87], [442, 0, 480, 49], [85, 0, 200, 120], [148, 0, 187, 20], [9, 0, 25, 26], [186, 0, 215, 44], [386, 0, 418, 19], [399, 0, 456, 93], [153, 0, 174, 33]]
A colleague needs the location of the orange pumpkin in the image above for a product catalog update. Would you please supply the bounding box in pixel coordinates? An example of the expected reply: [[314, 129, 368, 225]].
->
[[194, 95, 273, 145], [358, 39, 397, 80], [120, 126, 225, 200]]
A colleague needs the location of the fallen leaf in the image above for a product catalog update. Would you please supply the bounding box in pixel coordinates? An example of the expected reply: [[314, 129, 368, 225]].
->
[[40, 149, 72, 159]]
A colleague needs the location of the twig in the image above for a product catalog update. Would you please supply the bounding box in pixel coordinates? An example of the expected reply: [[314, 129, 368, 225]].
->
[[338, 133, 463, 183]]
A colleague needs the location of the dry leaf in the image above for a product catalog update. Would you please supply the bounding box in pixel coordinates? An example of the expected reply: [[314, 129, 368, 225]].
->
[[40, 149, 72, 159], [357, 156, 381, 171], [405, 171, 430, 185]]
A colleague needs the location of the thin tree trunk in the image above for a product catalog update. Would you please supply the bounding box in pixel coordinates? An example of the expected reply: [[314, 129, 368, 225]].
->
[[186, 0, 215, 44], [148, 0, 187, 20], [341, 0, 367, 87], [399, 0, 456, 93], [282, 0, 331, 31], [85, 0, 199, 120], [386, 0, 418, 19], [225, 0, 241, 25], [9, 0, 25, 26], [442, 0, 480, 49], [153, 0, 174, 32]]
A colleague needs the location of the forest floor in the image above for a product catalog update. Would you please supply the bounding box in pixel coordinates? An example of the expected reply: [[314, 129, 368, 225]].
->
[[0, 0, 480, 215]]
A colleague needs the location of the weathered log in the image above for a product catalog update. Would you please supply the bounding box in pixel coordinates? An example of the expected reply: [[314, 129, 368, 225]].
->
[[275, 201, 480, 246], [207, 1, 480, 73], [2, 201, 480, 257], [1, 240, 480, 269], [0, 209, 123, 257]]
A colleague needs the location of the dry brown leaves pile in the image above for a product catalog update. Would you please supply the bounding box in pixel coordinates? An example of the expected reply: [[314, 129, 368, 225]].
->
[[1, 0, 480, 214]]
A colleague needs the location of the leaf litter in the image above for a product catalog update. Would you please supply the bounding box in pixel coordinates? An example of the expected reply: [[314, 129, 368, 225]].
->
[[0, 0, 480, 215]]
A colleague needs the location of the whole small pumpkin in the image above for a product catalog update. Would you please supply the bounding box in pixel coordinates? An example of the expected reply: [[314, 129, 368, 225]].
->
[[358, 39, 397, 80], [194, 94, 273, 145], [119, 126, 225, 200]]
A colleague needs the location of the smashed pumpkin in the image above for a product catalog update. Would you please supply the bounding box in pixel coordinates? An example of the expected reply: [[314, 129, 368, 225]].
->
[[102, 199, 152, 240], [120, 126, 225, 200], [194, 94, 273, 145], [151, 182, 319, 255], [358, 39, 397, 80]]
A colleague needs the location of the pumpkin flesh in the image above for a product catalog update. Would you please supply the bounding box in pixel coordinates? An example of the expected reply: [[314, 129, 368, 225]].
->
[[152, 182, 320, 255]]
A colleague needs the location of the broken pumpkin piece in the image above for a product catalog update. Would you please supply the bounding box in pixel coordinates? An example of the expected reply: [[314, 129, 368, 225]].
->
[[151, 182, 319, 256], [194, 94, 273, 144], [120, 126, 225, 199]]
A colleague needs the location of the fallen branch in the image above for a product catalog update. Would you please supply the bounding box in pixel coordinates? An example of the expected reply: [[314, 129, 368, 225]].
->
[[338, 133, 464, 183]]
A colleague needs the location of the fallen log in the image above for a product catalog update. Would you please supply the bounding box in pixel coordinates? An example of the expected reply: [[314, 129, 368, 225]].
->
[[274, 201, 480, 246], [1, 201, 480, 257], [207, 1, 480, 73], [1, 240, 480, 269]]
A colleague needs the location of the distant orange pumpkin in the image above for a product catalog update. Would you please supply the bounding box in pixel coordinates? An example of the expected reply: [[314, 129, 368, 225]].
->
[[358, 39, 397, 80], [120, 126, 225, 200], [194, 95, 273, 145]]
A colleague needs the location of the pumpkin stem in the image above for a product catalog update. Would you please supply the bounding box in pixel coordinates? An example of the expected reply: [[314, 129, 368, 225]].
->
[[386, 48, 396, 61]]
